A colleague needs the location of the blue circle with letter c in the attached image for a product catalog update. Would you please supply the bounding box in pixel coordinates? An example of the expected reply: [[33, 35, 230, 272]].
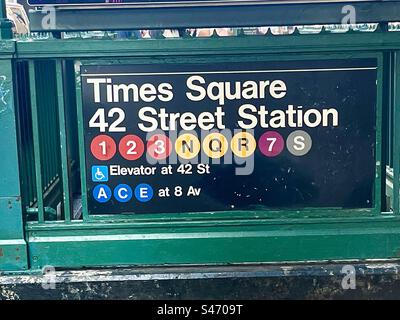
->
[[114, 184, 133, 203]]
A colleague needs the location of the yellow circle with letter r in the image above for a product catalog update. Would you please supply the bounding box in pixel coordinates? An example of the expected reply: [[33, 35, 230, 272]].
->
[[231, 131, 257, 158]]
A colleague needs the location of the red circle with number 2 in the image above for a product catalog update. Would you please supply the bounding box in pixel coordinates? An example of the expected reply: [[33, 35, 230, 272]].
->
[[119, 135, 144, 160], [90, 135, 117, 161]]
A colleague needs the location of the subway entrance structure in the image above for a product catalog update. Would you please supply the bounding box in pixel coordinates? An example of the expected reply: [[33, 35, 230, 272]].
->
[[2, 0, 400, 299]]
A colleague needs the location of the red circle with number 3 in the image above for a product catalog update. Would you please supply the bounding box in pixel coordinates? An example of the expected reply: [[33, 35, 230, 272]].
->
[[90, 135, 117, 161], [147, 134, 172, 160], [119, 135, 144, 160]]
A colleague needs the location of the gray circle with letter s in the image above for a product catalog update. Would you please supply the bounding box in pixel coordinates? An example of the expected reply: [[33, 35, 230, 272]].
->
[[286, 130, 312, 156]]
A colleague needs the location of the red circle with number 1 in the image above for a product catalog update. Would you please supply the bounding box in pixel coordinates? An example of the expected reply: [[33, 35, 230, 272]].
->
[[119, 135, 144, 160], [90, 135, 116, 161]]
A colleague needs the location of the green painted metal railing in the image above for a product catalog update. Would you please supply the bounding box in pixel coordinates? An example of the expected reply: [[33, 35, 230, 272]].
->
[[14, 58, 80, 223], [12, 28, 399, 222], [2, 0, 400, 272], [15, 61, 36, 210]]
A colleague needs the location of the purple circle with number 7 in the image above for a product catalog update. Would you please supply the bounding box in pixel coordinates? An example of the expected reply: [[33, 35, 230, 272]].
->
[[258, 131, 285, 157]]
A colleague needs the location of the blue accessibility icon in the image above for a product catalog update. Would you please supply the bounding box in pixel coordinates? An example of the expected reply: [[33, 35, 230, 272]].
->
[[93, 184, 111, 203], [92, 165, 108, 182], [134, 183, 154, 202]]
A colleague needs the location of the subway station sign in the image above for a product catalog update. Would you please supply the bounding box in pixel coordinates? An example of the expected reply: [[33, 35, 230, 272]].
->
[[81, 59, 377, 215]]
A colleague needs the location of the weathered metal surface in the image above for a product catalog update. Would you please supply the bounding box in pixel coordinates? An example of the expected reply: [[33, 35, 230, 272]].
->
[[0, 239, 27, 272], [24, 215, 400, 269], [28, 1, 400, 32], [14, 32, 400, 59], [0, 60, 20, 197], [0, 51, 28, 271], [2, 262, 400, 299], [0, 0, 12, 40]]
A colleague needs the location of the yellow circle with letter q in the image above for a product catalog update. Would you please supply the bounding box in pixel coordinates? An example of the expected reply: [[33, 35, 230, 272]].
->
[[231, 131, 257, 158], [175, 133, 201, 159], [203, 132, 228, 159]]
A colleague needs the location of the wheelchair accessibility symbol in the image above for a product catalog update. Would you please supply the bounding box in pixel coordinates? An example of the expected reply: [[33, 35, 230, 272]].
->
[[92, 166, 109, 182]]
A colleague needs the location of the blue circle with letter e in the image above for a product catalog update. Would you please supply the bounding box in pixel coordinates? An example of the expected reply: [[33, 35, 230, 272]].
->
[[135, 183, 154, 202], [114, 184, 133, 203], [93, 184, 111, 203]]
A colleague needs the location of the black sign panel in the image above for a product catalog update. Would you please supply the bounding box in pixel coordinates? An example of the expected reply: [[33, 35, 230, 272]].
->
[[81, 59, 377, 215]]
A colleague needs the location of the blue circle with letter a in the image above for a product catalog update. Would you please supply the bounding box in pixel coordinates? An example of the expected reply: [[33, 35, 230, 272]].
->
[[93, 184, 111, 203], [134, 183, 154, 202], [114, 184, 133, 203]]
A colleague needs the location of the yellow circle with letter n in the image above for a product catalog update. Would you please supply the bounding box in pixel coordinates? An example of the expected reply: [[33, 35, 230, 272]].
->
[[175, 133, 201, 159]]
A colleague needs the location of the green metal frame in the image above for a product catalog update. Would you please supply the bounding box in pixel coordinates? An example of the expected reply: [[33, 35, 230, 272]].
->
[[77, 51, 384, 220], [2, 16, 400, 271], [21, 34, 400, 270], [0, 44, 27, 270], [0, 1, 27, 270]]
